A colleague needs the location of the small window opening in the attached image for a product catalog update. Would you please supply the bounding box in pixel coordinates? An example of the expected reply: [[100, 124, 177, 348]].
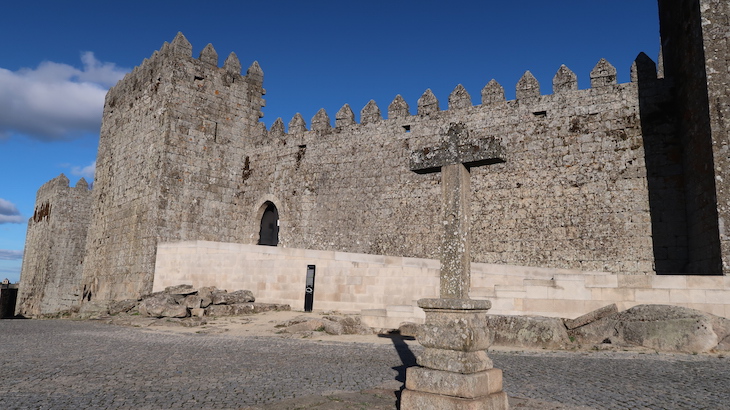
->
[[533, 111, 547, 118], [403, 125, 411, 132]]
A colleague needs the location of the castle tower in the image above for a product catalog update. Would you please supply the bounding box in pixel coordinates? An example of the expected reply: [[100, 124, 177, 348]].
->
[[16, 175, 92, 316], [657, 0, 730, 273], [79, 33, 266, 301]]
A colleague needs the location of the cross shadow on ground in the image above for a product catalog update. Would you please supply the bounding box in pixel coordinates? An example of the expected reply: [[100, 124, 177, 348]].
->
[[378, 331, 418, 408]]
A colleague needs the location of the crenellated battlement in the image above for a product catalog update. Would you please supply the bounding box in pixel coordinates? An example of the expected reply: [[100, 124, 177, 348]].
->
[[35, 173, 90, 197], [34, 173, 70, 204], [102, 32, 661, 146], [273, 54, 661, 135], [105, 32, 266, 136], [120, 32, 257, 84], [31, 174, 91, 225]]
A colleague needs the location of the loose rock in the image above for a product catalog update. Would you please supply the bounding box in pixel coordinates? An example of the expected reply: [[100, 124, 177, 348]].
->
[[564, 304, 617, 330], [212, 289, 255, 305], [487, 315, 571, 349], [139, 293, 188, 318], [570, 304, 730, 353], [108, 299, 138, 315], [77, 300, 111, 319], [198, 286, 218, 308], [164, 284, 197, 296]]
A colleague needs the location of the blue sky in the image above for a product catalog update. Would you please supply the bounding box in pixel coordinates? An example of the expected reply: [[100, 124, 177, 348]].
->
[[0, 1, 660, 283]]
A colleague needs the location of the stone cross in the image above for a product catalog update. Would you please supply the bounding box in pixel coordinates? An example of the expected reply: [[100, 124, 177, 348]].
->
[[410, 123, 504, 299]]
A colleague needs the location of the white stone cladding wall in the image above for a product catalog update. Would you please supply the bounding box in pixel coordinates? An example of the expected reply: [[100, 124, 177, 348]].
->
[[16, 175, 92, 316], [153, 241, 440, 315], [154, 241, 730, 328]]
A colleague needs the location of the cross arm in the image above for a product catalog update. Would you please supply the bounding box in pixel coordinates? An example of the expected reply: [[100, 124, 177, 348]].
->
[[409, 136, 505, 174]]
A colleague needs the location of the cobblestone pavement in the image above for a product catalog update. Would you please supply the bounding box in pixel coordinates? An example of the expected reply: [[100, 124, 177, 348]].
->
[[1, 319, 728, 409]]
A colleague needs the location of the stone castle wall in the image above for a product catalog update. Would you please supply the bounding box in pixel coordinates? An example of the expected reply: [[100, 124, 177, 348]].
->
[[81, 34, 689, 302], [16, 174, 92, 316], [234, 56, 681, 276], [19, 1, 730, 310]]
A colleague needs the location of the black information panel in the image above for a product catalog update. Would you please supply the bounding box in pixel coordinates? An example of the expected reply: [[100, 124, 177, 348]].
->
[[304, 265, 316, 312]]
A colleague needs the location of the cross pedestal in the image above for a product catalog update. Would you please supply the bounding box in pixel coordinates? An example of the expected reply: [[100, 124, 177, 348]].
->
[[401, 123, 509, 410]]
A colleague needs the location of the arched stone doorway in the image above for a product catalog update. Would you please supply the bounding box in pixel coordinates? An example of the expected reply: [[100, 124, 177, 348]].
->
[[258, 202, 279, 246]]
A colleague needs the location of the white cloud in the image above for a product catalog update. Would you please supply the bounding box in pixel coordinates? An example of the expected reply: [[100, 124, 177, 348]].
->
[[70, 160, 96, 181], [0, 198, 24, 224], [0, 250, 23, 260], [77, 52, 128, 87], [0, 52, 129, 141]]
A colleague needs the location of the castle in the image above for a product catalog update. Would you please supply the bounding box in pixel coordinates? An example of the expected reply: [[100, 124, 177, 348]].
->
[[15, 0, 730, 320]]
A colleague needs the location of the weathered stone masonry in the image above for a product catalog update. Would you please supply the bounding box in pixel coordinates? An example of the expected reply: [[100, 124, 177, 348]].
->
[[16, 175, 92, 316], [17, 0, 730, 312], [79, 36, 265, 302]]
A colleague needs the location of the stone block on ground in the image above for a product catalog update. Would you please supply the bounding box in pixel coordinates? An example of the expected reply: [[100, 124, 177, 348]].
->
[[322, 319, 344, 335], [198, 286, 218, 308], [138, 293, 188, 318], [323, 315, 373, 335], [277, 314, 371, 335], [487, 314, 572, 349], [77, 300, 111, 319], [203, 304, 226, 316], [108, 299, 139, 315], [205, 302, 289, 317], [570, 304, 730, 353], [211, 289, 255, 305], [164, 284, 197, 296], [182, 294, 203, 309], [398, 322, 420, 337], [250, 303, 290, 313], [172, 294, 186, 305], [564, 303, 618, 330], [285, 319, 326, 333]]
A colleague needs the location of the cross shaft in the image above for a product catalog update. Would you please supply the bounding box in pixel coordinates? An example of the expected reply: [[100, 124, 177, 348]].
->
[[410, 123, 504, 299]]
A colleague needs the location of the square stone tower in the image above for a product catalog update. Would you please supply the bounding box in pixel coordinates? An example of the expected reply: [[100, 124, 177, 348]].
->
[[16, 174, 92, 315], [80, 33, 266, 301]]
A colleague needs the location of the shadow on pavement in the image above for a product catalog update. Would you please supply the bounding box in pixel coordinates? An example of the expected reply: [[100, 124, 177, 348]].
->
[[378, 331, 418, 409]]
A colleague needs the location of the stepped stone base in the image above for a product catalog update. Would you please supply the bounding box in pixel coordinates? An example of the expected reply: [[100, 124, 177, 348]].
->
[[405, 367, 503, 399], [401, 298, 509, 410], [401, 389, 509, 410]]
